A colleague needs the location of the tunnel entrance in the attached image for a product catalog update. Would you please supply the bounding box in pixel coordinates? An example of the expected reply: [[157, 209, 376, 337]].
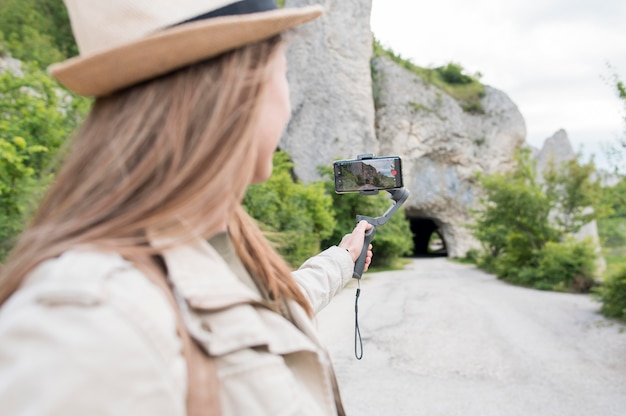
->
[[409, 218, 448, 257]]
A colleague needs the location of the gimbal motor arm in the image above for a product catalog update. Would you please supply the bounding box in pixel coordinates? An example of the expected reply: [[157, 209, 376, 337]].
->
[[353, 188, 409, 279]]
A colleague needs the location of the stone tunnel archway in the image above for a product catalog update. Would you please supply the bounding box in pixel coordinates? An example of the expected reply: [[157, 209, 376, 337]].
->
[[409, 217, 448, 257]]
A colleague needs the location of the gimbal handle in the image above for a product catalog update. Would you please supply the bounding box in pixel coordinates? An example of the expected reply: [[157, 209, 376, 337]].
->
[[352, 188, 409, 279]]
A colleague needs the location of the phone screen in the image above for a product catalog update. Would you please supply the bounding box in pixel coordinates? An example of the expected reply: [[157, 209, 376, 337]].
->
[[333, 156, 403, 193]]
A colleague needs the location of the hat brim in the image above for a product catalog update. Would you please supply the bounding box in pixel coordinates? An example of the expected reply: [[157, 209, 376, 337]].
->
[[48, 6, 323, 97]]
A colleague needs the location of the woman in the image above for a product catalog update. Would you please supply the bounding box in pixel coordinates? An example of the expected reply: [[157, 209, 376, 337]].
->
[[0, 1, 372, 415]]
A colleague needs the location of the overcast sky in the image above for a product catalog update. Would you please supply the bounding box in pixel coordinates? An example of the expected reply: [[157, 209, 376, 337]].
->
[[370, 0, 626, 170]]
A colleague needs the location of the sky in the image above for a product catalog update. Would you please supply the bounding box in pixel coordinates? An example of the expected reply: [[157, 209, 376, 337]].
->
[[370, 0, 626, 171]]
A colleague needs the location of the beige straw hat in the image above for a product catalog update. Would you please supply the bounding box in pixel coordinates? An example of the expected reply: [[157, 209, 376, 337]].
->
[[48, 0, 323, 97]]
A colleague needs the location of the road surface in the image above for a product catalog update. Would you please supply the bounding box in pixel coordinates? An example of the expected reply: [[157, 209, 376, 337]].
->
[[317, 258, 626, 416]]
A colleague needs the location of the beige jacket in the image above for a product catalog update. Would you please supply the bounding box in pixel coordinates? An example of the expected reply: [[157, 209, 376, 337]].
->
[[0, 239, 354, 415]]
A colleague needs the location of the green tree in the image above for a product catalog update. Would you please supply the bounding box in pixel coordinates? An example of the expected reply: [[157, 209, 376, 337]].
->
[[604, 70, 626, 171], [543, 157, 602, 233], [595, 267, 626, 320], [535, 238, 597, 292], [0, 0, 76, 68], [599, 177, 626, 219], [0, 136, 48, 257], [594, 70, 626, 318], [244, 151, 336, 267], [0, 65, 89, 259], [471, 149, 599, 291], [473, 150, 556, 261]]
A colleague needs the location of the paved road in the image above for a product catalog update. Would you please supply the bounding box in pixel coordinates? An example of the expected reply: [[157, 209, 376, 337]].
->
[[317, 258, 626, 416]]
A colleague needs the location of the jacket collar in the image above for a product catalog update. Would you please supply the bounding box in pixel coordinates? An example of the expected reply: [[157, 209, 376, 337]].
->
[[148, 232, 327, 349], [149, 232, 263, 310]]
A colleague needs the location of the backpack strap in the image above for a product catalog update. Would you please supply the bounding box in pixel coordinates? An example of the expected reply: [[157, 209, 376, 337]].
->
[[142, 260, 221, 416]]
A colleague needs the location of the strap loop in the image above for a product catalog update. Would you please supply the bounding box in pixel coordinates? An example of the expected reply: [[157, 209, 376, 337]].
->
[[354, 282, 363, 360]]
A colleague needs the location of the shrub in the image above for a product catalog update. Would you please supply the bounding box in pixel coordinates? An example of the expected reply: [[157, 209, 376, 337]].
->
[[471, 149, 601, 292], [461, 101, 485, 115], [0, 0, 77, 68], [535, 238, 597, 292], [464, 248, 480, 264], [435, 63, 473, 85], [595, 267, 626, 320], [471, 149, 558, 265], [243, 151, 336, 268], [476, 252, 502, 275], [0, 66, 89, 260], [491, 239, 597, 293]]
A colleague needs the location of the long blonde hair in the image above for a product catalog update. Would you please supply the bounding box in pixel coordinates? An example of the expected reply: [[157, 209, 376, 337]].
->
[[0, 35, 312, 315]]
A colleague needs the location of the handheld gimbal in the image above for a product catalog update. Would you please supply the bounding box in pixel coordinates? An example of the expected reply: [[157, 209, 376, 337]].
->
[[334, 153, 409, 359], [346, 154, 409, 279]]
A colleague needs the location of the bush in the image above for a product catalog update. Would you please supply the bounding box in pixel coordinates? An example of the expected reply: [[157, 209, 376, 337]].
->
[[476, 252, 502, 275], [461, 101, 485, 114], [243, 151, 336, 268], [595, 267, 626, 320], [0, 136, 48, 257], [435, 63, 473, 85], [470, 149, 602, 292], [493, 239, 597, 293], [0, 0, 77, 68], [535, 238, 597, 292], [0, 66, 89, 260], [463, 248, 480, 264], [471, 150, 558, 266]]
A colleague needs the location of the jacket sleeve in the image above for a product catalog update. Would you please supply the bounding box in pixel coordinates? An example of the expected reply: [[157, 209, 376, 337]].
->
[[0, 272, 187, 416], [292, 246, 354, 314]]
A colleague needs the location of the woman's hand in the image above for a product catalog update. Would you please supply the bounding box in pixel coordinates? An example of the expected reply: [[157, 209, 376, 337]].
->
[[338, 220, 374, 272]]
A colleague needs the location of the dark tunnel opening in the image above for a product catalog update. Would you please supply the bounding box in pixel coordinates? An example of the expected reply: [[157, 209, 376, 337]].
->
[[409, 218, 448, 257]]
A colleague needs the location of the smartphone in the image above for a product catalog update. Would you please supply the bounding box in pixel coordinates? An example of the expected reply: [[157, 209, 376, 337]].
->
[[333, 156, 403, 193]]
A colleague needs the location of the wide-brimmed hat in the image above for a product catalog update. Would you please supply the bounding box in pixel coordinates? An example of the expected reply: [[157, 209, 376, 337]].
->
[[49, 0, 323, 97]]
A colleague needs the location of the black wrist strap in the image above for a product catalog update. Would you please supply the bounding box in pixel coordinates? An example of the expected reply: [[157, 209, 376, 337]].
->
[[354, 280, 363, 360]]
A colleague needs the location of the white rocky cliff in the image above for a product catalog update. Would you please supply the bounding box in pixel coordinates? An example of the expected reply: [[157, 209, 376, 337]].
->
[[282, 0, 378, 182], [281, 0, 528, 257], [372, 57, 527, 257], [535, 128, 576, 175]]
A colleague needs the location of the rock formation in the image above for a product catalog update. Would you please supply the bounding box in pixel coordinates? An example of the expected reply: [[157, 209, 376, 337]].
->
[[372, 57, 527, 257], [280, 0, 528, 257], [535, 128, 576, 176], [282, 0, 378, 182]]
